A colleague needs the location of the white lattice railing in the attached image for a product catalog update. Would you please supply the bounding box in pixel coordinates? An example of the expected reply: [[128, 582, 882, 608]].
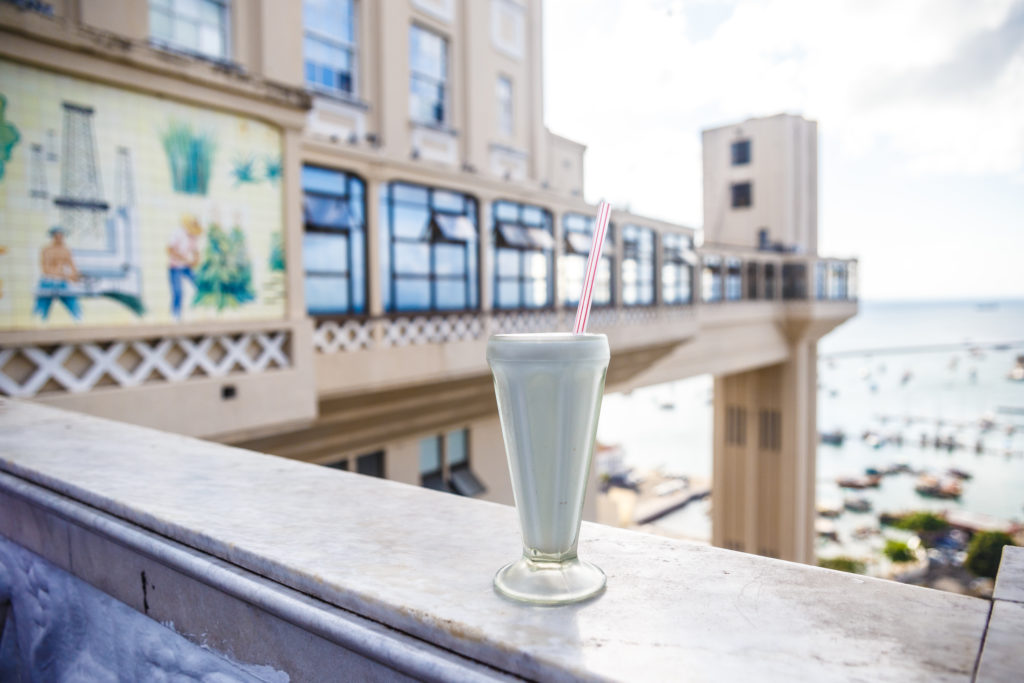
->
[[312, 307, 694, 354], [0, 330, 292, 398]]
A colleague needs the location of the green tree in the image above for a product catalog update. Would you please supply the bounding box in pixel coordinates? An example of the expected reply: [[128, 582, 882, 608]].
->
[[883, 539, 915, 563], [193, 224, 255, 310], [965, 531, 1016, 578], [818, 557, 866, 574], [894, 512, 949, 533]]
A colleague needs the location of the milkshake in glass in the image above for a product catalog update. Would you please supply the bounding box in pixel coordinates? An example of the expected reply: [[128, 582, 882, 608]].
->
[[487, 332, 609, 604]]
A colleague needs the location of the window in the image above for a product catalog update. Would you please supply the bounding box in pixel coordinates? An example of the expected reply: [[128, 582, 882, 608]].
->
[[561, 213, 613, 308], [150, 0, 230, 60], [764, 263, 777, 300], [497, 76, 513, 137], [661, 233, 694, 305], [782, 263, 807, 300], [494, 201, 554, 309], [380, 182, 479, 312], [303, 0, 356, 95], [746, 262, 759, 300], [731, 182, 752, 208], [622, 224, 655, 306], [302, 166, 366, 315], [356, 451, 384, 478], [410, 25, 448, 126], [726, 258, 742, 301], [323, 450, 382, 477], [419, 429, 485, 496], [731, 139, 751, 165], [702, 255, 723, 303]]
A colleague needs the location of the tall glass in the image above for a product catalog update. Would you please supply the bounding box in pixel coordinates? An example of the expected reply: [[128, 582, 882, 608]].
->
[[487, 333, 609, 604]]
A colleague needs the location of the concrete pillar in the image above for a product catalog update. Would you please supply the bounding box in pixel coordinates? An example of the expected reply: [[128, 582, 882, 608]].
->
[[479, 197, 493, 312], [365, 177, 384, 317], [711, 338, 818, 564]]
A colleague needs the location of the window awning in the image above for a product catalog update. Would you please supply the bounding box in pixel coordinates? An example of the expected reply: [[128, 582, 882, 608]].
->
[[303, 195, 354, 230], [665, 249, 698, 265], [565, 231, 593, 255], [450, 467, 486, 497], [525, 227, 555, 251], [430, 213, 477, 242], [496, 223, 554, 251]]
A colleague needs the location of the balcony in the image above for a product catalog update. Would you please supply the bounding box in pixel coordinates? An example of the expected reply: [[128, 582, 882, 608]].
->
[[1, 398, 1020, 680]]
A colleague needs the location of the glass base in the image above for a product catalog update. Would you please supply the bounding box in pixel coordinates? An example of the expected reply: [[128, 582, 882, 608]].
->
[[493, 556, 606, 605]]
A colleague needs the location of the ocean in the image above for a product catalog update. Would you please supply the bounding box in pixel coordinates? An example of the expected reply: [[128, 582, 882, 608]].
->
[[596, 299, 1024, 553]]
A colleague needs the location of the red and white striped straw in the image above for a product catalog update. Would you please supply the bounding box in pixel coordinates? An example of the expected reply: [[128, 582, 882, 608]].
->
[[572, 201, 612, 334]]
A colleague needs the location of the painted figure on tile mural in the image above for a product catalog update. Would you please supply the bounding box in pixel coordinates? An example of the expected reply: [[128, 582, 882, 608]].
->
[[167, 214, 203, 319], [34, 226, 82, 320]]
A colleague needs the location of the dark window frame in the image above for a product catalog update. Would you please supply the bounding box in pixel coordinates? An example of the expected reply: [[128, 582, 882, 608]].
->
[[302, 165, 368, 317], [731, 139, 751, 166], [725, 258, 743, 301], [381, 181, 481, 314], [418, 428, 483, 496], [702, 255, 724, 303], [621, 224, 656, 307], [493, 200, 555, 310], [731, 182, 752, 209], [561, 212, 614, 309]]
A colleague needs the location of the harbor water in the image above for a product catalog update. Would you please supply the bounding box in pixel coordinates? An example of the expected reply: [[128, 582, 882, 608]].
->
[[597, 300, 1024, 553]]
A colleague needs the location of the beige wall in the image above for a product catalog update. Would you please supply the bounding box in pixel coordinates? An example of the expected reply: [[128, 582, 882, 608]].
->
[[702, 113, 818, 254]]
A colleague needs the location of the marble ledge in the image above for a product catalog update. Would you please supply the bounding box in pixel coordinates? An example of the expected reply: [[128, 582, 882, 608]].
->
[[993, 545, 1024, 604], [0, 399, 1001, 682]]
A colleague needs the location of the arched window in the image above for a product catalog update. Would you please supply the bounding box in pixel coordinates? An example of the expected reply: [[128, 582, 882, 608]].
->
[[302, 166, 367, 315], [661, 233, 694, 305], [493, 200, 554, 309], [380, 182, 479, 312], [622, 224, 655, 306], [561, 213, 613, 308]]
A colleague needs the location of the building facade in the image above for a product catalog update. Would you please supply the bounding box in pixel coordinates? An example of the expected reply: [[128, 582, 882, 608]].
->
[[0, 0, 856, 562]]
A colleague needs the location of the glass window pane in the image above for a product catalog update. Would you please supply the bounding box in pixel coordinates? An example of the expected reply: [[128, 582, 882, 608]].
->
[[526, 276, 548, 307], [435, 279, 467, 309], [356, 451, 384, 478], [410, 26, 445, 80], [419, 436, 441, 473], [447, 429, 467, 466], [302, 166, 345, 195], [494, 201, 518, 222], [391, 183, 429, 205], [304, 195, 352, 229], [393, 241, 431, 275], [198, 23, 222, 56], [350, 230, 366, 313], [395, 278, 431, 310], [151, 8, 173, 41], [432, 189, 464, 212], [497, 280, 520, 308], [496, 248, 520, 277], [392, 204, 429, 239], [305, 275, 349, 313], [435, 243, 466, 276], [303, 232, 348, 274], [176, 18, 199, 50], [526, 251, 547, 278]]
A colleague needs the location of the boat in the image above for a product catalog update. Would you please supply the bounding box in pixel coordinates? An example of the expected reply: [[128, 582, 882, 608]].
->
[[1009, 355, 1024, 382], [820, 430, 845, 446], [852, 525, 878, 540], [900, 370, 913, 386], [837, 475, 881, 489], [844, 497, 872, 513], [946, 468, 973, 480], [815, 519, 838, 542], [914, 475, 962, 499], [817, 502, 843, 519]]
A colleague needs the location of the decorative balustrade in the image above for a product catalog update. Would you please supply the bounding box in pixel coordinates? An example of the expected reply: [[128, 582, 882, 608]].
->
[[0, 328, 292, 398], [312, 306, 694, 354]]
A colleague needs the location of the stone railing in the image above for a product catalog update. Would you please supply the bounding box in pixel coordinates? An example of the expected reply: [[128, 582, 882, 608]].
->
[[1, 399, 1018, 681], [0, 324, 293, 398]]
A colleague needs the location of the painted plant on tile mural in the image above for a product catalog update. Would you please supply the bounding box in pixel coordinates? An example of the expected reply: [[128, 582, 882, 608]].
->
[[0, 59, 286, 329]]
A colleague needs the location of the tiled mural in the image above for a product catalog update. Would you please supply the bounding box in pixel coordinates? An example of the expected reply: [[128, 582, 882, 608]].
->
[[0, 59, 286, 330]]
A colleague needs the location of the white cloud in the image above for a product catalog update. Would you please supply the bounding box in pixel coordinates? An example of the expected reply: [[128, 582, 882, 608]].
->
[[543, 0, 1024, 298]]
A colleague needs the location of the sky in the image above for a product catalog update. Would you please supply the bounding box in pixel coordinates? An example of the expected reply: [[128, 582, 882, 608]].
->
[[542, 0, 1024, 301]]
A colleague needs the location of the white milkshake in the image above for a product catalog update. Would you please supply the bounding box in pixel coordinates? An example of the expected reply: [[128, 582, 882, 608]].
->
[[487, 332, 609, 604]]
